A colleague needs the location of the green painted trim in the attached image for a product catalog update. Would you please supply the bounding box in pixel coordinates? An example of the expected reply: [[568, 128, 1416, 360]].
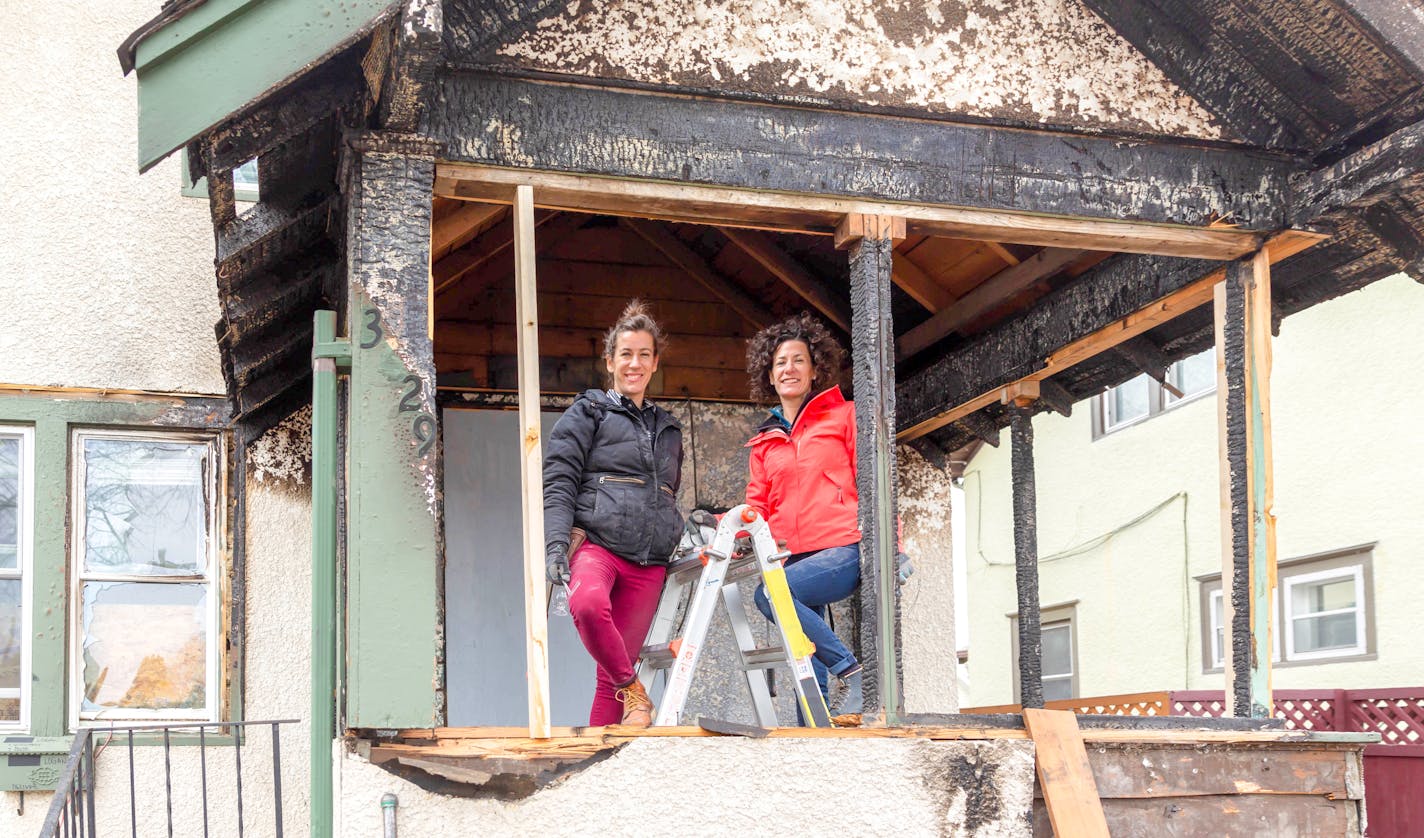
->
[[310, 312, 343, 838], [0, 393, 237, 737], [133, 0, 396, 171]]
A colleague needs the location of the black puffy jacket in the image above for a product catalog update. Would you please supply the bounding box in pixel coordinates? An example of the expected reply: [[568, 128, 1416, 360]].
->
[[542, 389, 684, 566]]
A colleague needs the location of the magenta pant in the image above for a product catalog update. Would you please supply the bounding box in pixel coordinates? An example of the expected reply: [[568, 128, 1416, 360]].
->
[[567, 541, 667, 725]]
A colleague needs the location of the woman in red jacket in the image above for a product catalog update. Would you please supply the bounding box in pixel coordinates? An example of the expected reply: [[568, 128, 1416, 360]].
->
[[744, 312, 863, 718]]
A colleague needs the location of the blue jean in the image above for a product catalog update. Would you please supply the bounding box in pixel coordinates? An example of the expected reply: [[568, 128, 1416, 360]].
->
[[754, 543, 861, 697]]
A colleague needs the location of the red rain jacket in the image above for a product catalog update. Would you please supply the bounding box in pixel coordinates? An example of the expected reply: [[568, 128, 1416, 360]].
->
[[745, 386, 862, 555]]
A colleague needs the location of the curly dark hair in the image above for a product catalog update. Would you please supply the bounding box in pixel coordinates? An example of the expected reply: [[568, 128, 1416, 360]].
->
[[745, 312, 846, 404]]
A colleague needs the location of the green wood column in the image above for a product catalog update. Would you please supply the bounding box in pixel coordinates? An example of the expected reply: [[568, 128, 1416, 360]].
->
[[1214, 250, 1277, 719], [343, 132, 443, 729]]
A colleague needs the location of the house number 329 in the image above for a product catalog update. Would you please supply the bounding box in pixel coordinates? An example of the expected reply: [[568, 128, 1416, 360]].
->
[[362, 307, 436, 457]]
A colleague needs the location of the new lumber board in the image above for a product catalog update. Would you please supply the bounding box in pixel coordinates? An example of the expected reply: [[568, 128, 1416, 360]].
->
[[1024, 708, 1110, 838]]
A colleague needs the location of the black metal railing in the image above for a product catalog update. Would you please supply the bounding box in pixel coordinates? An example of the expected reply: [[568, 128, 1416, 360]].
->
[[39, 719, 298, 838], [39, 729, 95, 838]]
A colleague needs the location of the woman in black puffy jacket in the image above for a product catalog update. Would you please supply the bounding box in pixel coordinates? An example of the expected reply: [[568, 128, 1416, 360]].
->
[[542, 300, 684, 727]]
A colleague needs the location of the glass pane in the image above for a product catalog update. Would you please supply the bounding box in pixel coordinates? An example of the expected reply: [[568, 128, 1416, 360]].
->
[[1169, 350, 1215, 400], [80, 582, 207, 713], [1213, 627, 1224, 666], [1042, 623, 1073, 677], [0, 437, 17, 571], [83, 438, 207, 576], [233, 159, 259, 198], [1043, 676, 1073, 701], [1293, 612, 1358, 654], [1292, 575, 1356, 615], [0, 579, 18, 721], [1108, 375, 1150, 425]]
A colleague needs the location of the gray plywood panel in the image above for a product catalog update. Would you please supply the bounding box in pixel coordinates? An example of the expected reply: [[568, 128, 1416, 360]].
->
[[443, 408, 596, 726]]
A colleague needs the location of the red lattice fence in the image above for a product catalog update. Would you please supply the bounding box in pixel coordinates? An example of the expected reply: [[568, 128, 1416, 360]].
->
[[1169, 688, 1424, 745]]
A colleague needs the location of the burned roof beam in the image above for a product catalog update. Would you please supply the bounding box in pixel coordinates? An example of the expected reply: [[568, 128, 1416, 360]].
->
[[432, 74, 1295, 230], [1362, 199, 1424, 281], [1333, 0, 1424, 80], [1037, 379, 1075, 418], [897, 253, 1217, 435], [1113, 335, 1183, 397], [954, 412, 1001, 448], [1291, 117, 1424, 224], [380, 0, 444, 133]]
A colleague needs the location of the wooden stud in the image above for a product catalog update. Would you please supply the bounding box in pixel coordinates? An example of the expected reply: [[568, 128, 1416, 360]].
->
[[719, 227, 851, 332], [623, 219, 774, 329], [1000, 380, 1041, 408], [513, 185, 552, 739], [1022, 709, 1111, 838], [1214, 249, 1277, 719], [898, 248, 1086, 360], [431, 201, 504, 258], [436, 164, 1267, 260], [890, 249, 957, 312]]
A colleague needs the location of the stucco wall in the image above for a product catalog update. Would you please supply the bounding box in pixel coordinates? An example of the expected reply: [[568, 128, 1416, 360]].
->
[[491, 0, 1223, 140], [0, 2, 224, 394], [961, 273, 1424, 707], [337, 736, 1034, 837], [0, 464, 314, 835]]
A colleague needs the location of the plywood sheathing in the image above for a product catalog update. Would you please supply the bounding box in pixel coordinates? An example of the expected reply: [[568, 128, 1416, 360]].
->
[[485, 0, 1225, 140]]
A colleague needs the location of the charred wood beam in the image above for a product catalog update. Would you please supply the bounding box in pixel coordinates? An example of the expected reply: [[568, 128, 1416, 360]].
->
[[1112, 335, 1183, 397], [624, 219, 774, 329], [381, 0, 444, 133], [1079, 1, 1346, 150], [1007, 401, 1043, 710], [432, 74, 1294, 230], [717, 227, 851, 332], [1361, 197, 1424, 281], [1291, 117, 1424, 224], [442, 0, 570, 59], [1036, 379, 1075, 418], [897, 248, 1085, 360], [194, 54, 367, 178], [215, 195, 341, 279], [1334, 0, 1424, 80], [954, 412, 1001, 448], [897, 253, 1216, 434]]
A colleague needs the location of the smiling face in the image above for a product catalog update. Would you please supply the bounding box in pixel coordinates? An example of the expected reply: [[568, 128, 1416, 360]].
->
[[769, 339, 814, 405], [606, 329, 659, 402]]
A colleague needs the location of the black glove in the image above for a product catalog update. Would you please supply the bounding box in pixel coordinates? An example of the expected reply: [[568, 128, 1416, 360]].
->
[[546, 544, 570, 586], [896, 552, 914, 584]]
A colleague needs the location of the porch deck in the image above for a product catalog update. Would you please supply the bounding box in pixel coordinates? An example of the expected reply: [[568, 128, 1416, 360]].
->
[[352, 720, 1375, 835]]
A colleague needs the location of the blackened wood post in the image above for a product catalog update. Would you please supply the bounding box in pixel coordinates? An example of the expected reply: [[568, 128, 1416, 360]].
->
[[1214, 250, 1277, 718], [1004, 384, 1043, 709], [343, 131, 445, 728], [839, 213, 903, 725]]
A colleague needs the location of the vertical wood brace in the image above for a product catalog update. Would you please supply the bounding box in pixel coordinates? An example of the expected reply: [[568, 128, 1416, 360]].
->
[[846, 220, 901, 724], [1214, 250, 1276, 718], [1006, 400, 1043, 709], [513, 185, 552, 739]]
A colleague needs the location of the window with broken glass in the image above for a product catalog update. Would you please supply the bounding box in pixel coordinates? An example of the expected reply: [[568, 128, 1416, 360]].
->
[[70, 430, 223, 724], [0, 426, 33, 730]]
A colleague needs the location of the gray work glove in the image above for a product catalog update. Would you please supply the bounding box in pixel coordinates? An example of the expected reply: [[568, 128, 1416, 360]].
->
[[896, 552, 914, 584], [546, 544, 570, 586], [689, 509, 718, 530]]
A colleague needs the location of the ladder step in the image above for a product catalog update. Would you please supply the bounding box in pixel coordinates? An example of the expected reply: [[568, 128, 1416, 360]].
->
[[640, 646, 676, 668], [740, 646, 789, 668]]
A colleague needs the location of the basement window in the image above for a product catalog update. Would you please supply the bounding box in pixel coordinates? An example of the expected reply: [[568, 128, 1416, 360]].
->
[[69, 430, 224, 725], [1093, 349, 1216, 438], [0, 426, 33, 730]]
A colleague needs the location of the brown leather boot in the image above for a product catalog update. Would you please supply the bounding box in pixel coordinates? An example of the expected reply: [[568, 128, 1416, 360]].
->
[[615, 679, 654, 727]]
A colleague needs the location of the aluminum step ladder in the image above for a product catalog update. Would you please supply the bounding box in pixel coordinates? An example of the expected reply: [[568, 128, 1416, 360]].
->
[[636, 504, 832, 727]]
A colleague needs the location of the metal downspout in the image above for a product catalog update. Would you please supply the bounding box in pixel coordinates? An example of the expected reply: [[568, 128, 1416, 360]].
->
[[312, 311, 350, 838]]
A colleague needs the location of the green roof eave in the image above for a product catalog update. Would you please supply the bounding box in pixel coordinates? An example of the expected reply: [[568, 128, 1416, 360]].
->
[[129, 0, 398, 173]]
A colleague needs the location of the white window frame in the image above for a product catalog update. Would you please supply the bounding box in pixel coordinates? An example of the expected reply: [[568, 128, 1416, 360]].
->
[[0, 426, 34, 732], [1041, 619, 1075, 701], [68, 429, 224, 727], [1207, 587, 1281, 670], [1095, 349, 1217, 437], [1283, 565, 1367, 662]]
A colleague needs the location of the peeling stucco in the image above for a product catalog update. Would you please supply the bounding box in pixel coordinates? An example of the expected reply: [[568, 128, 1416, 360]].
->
[[898, 442, 959, 713], [247, 404, 313, 487], [493, 0, 1224, 139]]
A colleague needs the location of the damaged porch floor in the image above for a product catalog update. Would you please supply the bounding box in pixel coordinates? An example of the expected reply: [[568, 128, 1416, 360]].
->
[[353, 720, 1374, 834]]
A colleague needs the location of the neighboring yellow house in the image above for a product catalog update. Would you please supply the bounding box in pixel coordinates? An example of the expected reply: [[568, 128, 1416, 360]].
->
[[959, 272, 1424, 708]]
